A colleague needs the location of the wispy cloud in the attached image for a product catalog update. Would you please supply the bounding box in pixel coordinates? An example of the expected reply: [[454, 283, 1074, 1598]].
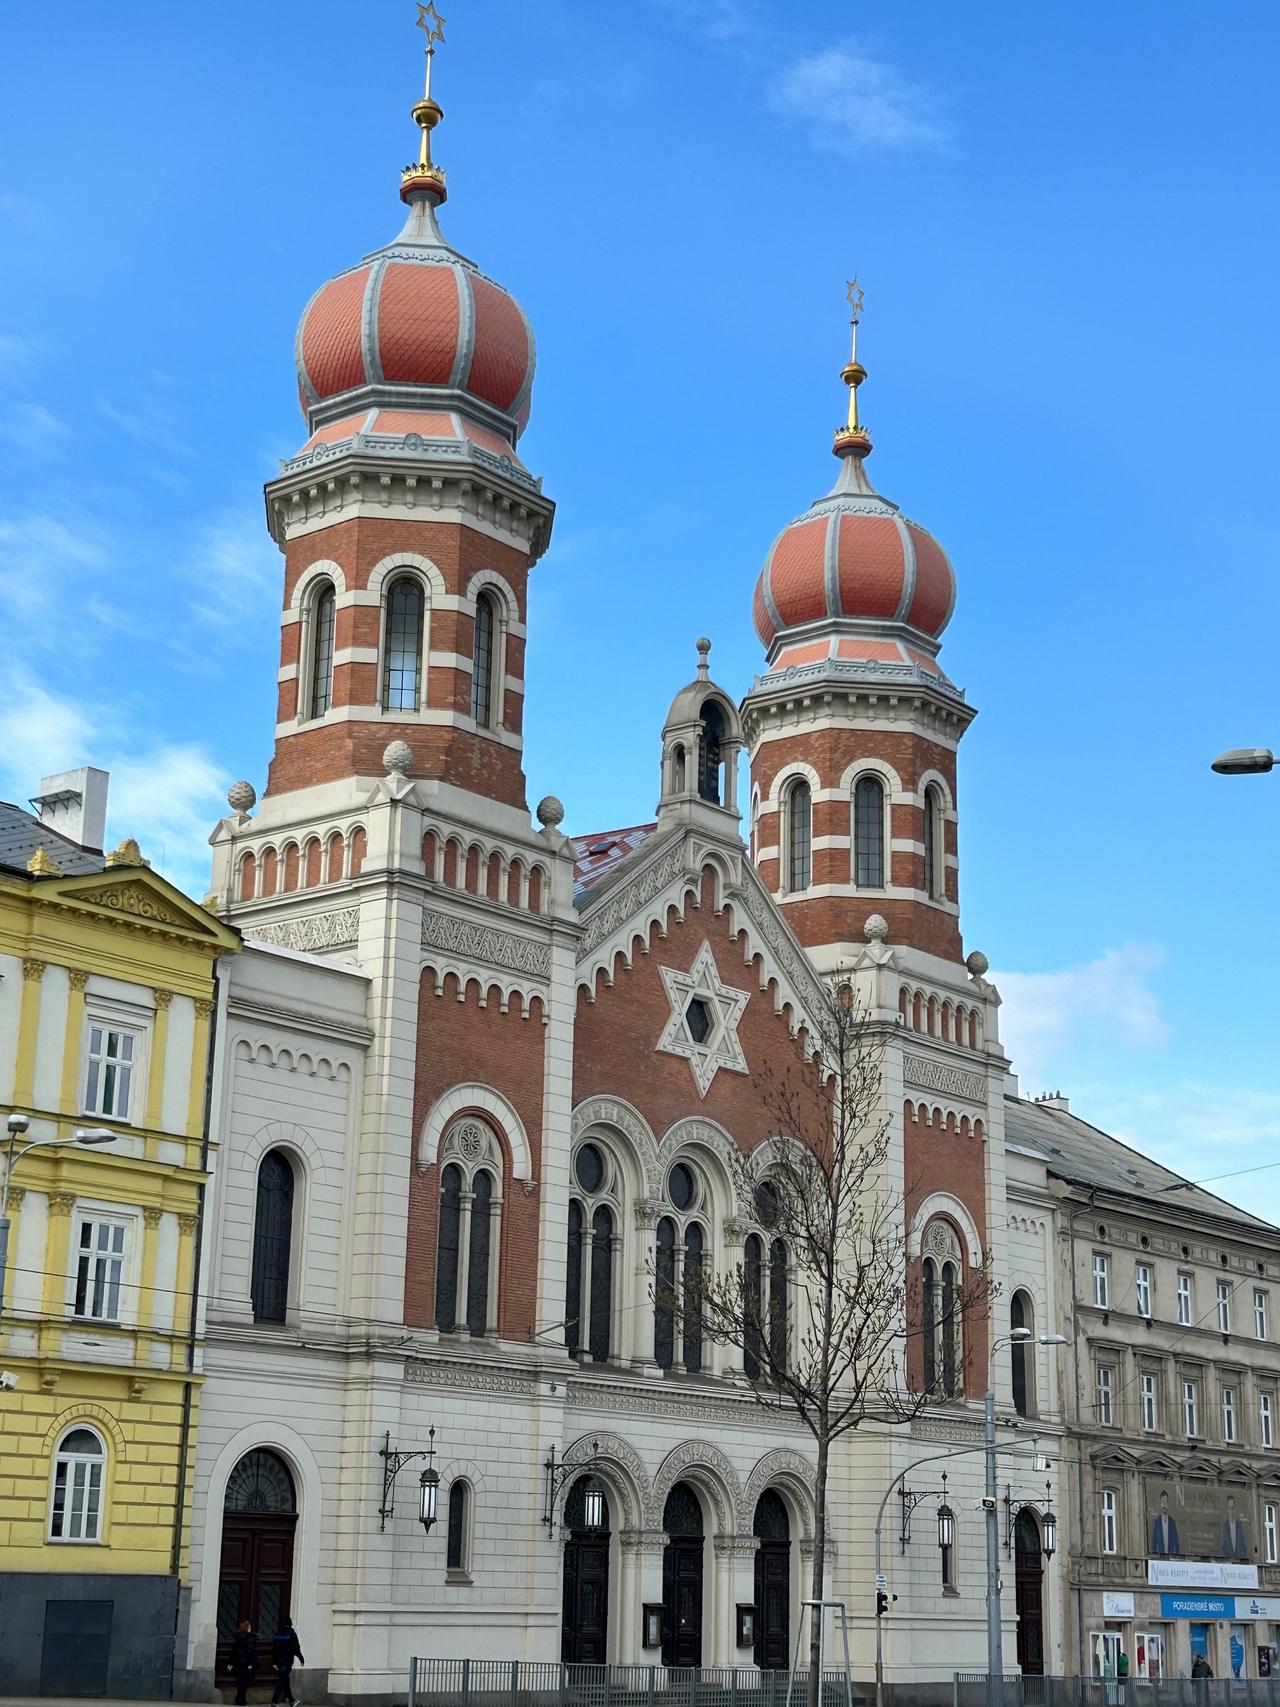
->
[[0, 331, 43, 371], [0, 666, 226, 897], [1, 402, 70, 454], [0, 513, 107, 625], [770, 44, 951, 155], [185, 508, 279, 632], [653, 1, 952, 155], [995, 944, 1169, 1091]]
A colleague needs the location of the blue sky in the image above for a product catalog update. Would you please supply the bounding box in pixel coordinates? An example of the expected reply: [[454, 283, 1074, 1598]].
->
[[3, 2, 1279, 1215]]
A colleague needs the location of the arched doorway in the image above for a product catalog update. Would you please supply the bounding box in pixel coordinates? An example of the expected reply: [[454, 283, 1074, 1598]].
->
[[561, 1477, 610, 1665], [753, 1490, 791, 1670], [662, 1482, 704, 1668], [1015, 1509, 1045, 1676], [216, 1449, 297, 1687]]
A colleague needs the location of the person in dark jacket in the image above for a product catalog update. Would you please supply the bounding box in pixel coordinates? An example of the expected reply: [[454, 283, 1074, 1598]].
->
[[270, 1618, 305, 1706], [231, 1621, 257, 1706]]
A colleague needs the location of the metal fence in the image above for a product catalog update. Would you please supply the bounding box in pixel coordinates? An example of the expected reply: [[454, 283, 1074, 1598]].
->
[[953, 1678, 1280, 1707], [408, 1660, 858, 1707]]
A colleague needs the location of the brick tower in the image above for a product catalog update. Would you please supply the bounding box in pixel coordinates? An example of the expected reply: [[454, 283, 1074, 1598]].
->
[[742, 286, 973, 974]]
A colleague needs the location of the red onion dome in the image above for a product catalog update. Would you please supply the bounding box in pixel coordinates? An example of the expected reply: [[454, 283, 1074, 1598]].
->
[[295, 194, 535, 439], [752, 453, 956, 653]]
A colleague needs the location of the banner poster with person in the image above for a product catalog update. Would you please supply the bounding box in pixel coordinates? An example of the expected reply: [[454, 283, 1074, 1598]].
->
[[1144, 1476, 1252, 1560]]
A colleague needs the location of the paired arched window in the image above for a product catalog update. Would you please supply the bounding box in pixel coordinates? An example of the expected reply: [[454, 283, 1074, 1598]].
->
[[383, 575, 425, 711], [446, 1479, 472, 1575], [655, 1159, 709, 1374], [1011, 1290, 1036, 1417], [566, 1140, 619, 1363], [923, 783, 944, 900], [251, 1148, 295, 1324], [853, 775, 886, 888], [435, 1121, 502, 1336], [307, 581, 336, 718], [786, 781, 812, 894], [50, 1425, 106, 1542], [744, 1180, 788, 1382], [471, 591, 498, 727], [921, 1220, 964, 1398], [699, 701, 727, 804]]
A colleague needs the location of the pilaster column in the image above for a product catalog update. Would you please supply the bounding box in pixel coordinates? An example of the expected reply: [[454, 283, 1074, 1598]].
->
[[187, 998, 213, 1138], [59, 970, 90, 1114], [456, 1188, 474, 1339], [145, 989, 173, 1132], [40, 1192, 76, 1351], [632, 1201, 661, 1373], [173, 1212, 199, 1342], [622, 1530, 669, 1660], [14, 959, 46, 1106], [577, 1226, 594, 1360]]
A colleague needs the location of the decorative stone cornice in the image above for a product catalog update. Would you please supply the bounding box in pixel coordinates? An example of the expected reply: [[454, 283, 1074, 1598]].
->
[[421, 908, 550, 980], [249, 907, 361, 954], [406, 1357, 536, 1398], [903, 1053, 986, 1106], [714, 1534, 761, 1557], [579, 840, 688, 955]]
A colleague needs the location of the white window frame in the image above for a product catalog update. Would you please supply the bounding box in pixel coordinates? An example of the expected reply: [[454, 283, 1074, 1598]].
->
[[1136, 1630, 1167, 1681], [1218, 1280, 1233, 1334], [1093, 1253, 1111, 1310], [82, 1012, 147, 1122], [48, 1424, 107, 1544], [1136, 1262, 1152, 1319], [1097, 1364, 1115, 1426], [1092, 1630, 1122, 1677], [1184, 1378, 1200, 1438], [1177, 1272, 1193, 1326], [1261, 1391, 1275, 1449], [1100, 1488, 1118, 1556], [1141, 1371, 1158, 1433], [65, 1203, 139, 1327], [1223, 1384, 1238, 1444], [1266, 1503, 1278, 1566], [1256, 1289, 1268, 1342]]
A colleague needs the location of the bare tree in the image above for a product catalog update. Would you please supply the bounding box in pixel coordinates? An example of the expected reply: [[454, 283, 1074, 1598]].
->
[[676, 980, 992, 1701]]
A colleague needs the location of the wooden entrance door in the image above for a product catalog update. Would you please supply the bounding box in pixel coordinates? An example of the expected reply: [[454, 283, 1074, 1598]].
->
[[753, 1490, 791, 1670], [562, 1477, 611, 1665], [216, 1449, 298, 1686], [1015, 1510, 1045, 1676], [662, 1482, 704, 1669]]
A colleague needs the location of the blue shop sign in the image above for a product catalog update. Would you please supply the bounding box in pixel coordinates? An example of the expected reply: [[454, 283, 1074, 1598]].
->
[[1159, 1594, 1234, 1619]]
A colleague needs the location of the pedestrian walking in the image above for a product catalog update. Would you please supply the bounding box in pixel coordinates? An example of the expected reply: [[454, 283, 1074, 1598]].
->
[[231, 1620, 257, 1707], [270, 1616, 305, 1707]]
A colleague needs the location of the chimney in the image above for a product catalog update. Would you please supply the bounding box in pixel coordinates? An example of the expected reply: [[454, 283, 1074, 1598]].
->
[[31, 767, 109, 852], [1036, 1090, 1070, 1113]]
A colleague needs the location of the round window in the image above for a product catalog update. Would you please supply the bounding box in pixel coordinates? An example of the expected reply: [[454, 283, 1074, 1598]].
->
[[669, 1162, 695, 1211], [575, 1144, 605, 1194]]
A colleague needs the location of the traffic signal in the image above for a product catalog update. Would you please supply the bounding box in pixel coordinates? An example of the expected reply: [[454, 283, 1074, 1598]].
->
[[876, 1591, 889, 1618]]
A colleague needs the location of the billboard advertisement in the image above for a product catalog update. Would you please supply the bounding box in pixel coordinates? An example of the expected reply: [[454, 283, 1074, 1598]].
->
[[1145, 1476, 1253, 1561]]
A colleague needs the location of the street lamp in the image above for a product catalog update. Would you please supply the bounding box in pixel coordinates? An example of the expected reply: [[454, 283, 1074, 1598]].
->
[[1042, 1499, 1057, 1560], [418, 1448, 440, 1533], [1212, 747, 1274, 775], [1, 1117, 119, 1321], [937, 1495, 955, 1552]]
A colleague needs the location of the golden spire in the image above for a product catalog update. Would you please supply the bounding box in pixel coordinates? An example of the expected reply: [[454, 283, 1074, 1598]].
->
[[833, 276, 872, 459], [402, 3, 449, 205]]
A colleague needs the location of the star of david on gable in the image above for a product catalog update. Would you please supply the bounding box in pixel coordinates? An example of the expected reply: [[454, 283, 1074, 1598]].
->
[[656, 940, 750, 1099]]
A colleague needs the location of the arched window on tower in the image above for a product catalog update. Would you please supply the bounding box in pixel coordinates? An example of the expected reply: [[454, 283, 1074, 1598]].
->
[[698, 701, 727, 804], [565, 1140, 620, 1363], [654, 1160, 710, 1374], [308, 581, 336, 719], [854, 775, 886, 889], [923, 783, 944, 900], [471, 590, 497, 727], [921, 1219, 965, 1398], [383, 575, 425, 712], [1011, 1290, 1036, 1417], [251, 1148, 296, 1324], [434, 1121, 503, 1336], [786, 780, 812, 893]]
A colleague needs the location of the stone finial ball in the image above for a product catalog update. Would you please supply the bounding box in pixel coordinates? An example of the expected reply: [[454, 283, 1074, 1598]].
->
[[536, 795, 565, 829], [864, 913, 888, 942], [966, 949, 990, 977], [383, 740, 414, 775], [227, 780, 257, 812]]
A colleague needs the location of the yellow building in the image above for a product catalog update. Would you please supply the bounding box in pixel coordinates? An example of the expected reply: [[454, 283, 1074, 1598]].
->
[[0, 780, 238, 1699]]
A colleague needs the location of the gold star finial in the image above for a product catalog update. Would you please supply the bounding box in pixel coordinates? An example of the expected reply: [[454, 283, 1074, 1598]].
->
[[403, 2, 449, 196], [834, 276, 871, 455], [847, 276, 864, 324], [416, 3, 446, 101]]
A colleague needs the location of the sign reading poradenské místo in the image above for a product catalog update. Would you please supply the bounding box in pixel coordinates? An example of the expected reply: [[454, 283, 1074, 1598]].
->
[[1159, 1594, 1235, 1619], [1148, 1560, 1259, 1590]]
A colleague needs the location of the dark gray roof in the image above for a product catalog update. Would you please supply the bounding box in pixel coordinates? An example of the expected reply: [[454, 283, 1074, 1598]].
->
[[1006, 1094, 1278, 1236], [0, 800, 105, 878]]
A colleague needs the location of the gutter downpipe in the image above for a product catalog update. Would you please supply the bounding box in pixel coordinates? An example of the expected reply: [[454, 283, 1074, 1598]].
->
[[170, 960, 222, 1580], [1067, 1190, 1095, 1681]]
